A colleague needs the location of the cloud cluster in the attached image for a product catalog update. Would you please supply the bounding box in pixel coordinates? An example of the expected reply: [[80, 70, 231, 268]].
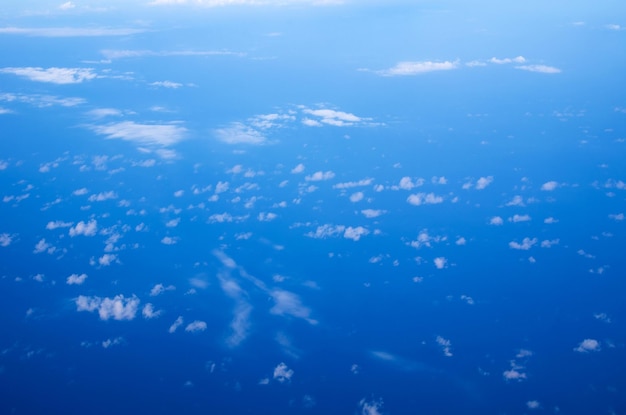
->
[[75, 294, 140, 320], [0, 67, 96, 84]]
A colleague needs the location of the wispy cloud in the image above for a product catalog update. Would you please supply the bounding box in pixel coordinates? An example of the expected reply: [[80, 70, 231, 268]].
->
[[215, 122, 267, 145], [0, 92, 84, 107], [516, 65, 561, 74], [101, 49, 242, 60], [0, 67, 97, 84], [149, 0, 343, 6], [0, 27, 146, 37], [371, 60, 459, 76], [90, 121, 188, 149]]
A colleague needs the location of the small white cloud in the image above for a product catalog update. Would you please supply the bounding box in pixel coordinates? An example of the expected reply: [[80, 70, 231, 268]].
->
[[541, 181, 559, 191], [258, 212, 278, 222], [150, 283, 175, 297], [375, 60, 459, 76], [0, 67, 97, 84], [168, 316, 184, 333], [161, 236, 178, 245], [302, 108, 364, 127], [544, 217, 558, 224], [66, 273, 87, 285], [215, 122, 266, 145], [305, 170, 335, 181], [88, 191, 118, 202], [516, 65, 561, 74], [574, 338, 600, 353], [455, 237, 466, 245], [344, 226, 369, 241], [150, 80, 183, 88], [291, 163, 305, 174], [398, 176, 424, 190], [608, 213, 624, 221], [185, 320, 207, 332], [349, 192, 364, 202], [273, 362, 294, 383], [527, 400, 541, 410], [407, 192, 443, 206], [102, 337, 124, 349], [509, 237, 538, 250], [0, 233, 14, 247], [361, 209, 385, 218], [91, 121, 187, 149], [46, 220, 73, 230], [69, 220, 98, 237], [509, 214, 531, 223], [98, 254, 118, 266], [0, 27, 146, 37], [434, 257, 447, 269], [358, 398, 385, 415], [489, 56, 526, 64], [142, 303, 162, 319], [75, 294, 139, 320], [475, 176, 493, 190], [436, 335, 453, 356]]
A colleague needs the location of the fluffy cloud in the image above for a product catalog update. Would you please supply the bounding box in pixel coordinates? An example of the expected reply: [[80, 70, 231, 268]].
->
[[489, 56, 526, 64], [46, 220, 73, 230], [374, 60, 459, 76], [75, 294, 140, 320], [0, 233, 14, 247], [349, 192, 364, 202], [169, 316, 184, 333], [407, 192, 443, 206], [358, 398, 385, 415], [142, 303, 162, 319], [215, 122, 266, 145], [361, 209, 386, 218], [574, 339, 600, 353], [273, 362, 294, 383], [434, 257, 447, 269], [302, 108, 364, 127], [436, 335, 453, 356], [69, 220, 98, 237], [291, 163, 305, 174], [150, 283, 175, 296], [270, 289, 316, 324], [0, 67, 97, 84], [509, 237, 538, 250], [541, 181, 559, 191], [509, 214, 531, 223], [150, 80, 183, 88], [66, 273, 87, 285], [88, 191, 118, 202], [305, 170, 335, 181], [475, 176, 494, 190]]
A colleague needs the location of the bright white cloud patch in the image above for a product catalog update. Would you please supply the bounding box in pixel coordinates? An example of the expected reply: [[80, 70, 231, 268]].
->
[[69, 220, 98, 237], [75, 294, 140, 320], [185, 320, 207, 332], [541, 181, 559, 191], [215, 122, 266, 145], [273, 362, 294, 383], [91, 121, 187, 149], [142, 303, 161, 319], [574, 339, 600, 353], [509, 237, 538, 250], [516, 65, 562, 74], [344, 226, 369, 241], [434, 257, 447, 269], [375, 60, 459, 76], [0, 27, 146, 37], [66, 273, 87, 285], [361, 209, 385, 218], [0, 233, 14, 247], [407, 192, 443, 206], [0, 67, 96, 84], [358, 398, 385, 415], [475, 176, 494, 190], [169, 316, 184, 333], [305, 171, 335, 181]]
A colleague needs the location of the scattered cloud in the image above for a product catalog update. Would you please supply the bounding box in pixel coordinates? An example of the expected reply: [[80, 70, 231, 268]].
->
[[358, 398, 385, 415], [434, 257, 447, 269], [305, 170, 335, 181], [0, 27, 146, 37], [0, 67, 97, 84], [150, 283, 175, 296], [509, 214, 531, 223], [215, 122, 267, 145], [75, 294, 140, 320], [169, 316, 184, 333], [302, 108, 366, 127], [185, 320, 208, 332], [291, 163, 305, 174], [90, 121, 187, 150], [489, 56, 526, 64], [541, 181, 559, 191], [66, 273, 87, 285], [0, 233, 14, 247], [88, 191, 118, 202], [608, 213, 624, 221], [516, 65, 562, 74], [150, 80, 183, 88], [407, 192, 443, 206], [373, 60, 459, 76], [273, 362, 294, 383], [69, 220, 98, 237], [475, 176, 494, 190], [142, 303, 162, 319], [361, 209, 386, 218], [509, 237, 537, 250], [46, 220, 73, 230], [270, 289, 317, 324], [436, 335, 453, 356], [0, 92, 85, 108], [574, 339, 600, 353]]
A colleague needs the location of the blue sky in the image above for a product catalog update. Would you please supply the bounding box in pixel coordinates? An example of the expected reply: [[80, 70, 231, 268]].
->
[[1, 1, 626, 414]]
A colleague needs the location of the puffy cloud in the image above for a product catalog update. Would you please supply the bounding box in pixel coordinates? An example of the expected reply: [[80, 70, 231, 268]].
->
[[305, 170, 335, 181], [142, 303, 162, 319], [75, 294, 140, 320], [66, 273, 87, 285], [358, 398, 385, 415], [98, 254, 118, 266], [69, 220, 98, 237], [0, 233, 14, 247], [509, 214, 531, 223], [150, 283, 175, 296], [88, 191, 118, 202], [258, 212, 278, 222], [541, 181, 559, 191], [273, 362, 293, 383], [475, 176, 494, 190], [185, 320, 207, 332], [0, 67, 97, 84], [540, 239, 559, 248], [398, 176, 424, 190], [407, 192, 443, 206], [574, 339, 600, 353], [489, 216, 504, 225], [436, 335, 453, 356], [433, 257, 447, 269], [291, 163, 305, 174], [509, 237, 538, 250], [46, 220, 73, 230], [349, 192, 364, 202], [215, 122, 266, 145], [102, 337, 124, 348], [516, 65, 561, 74], [270, 289, 316, 324], [33, 238, 54, 254], [344, 226, 369, 241], [161, 236, 179, 245], [301, 108, 364, 127], [489, 56, 526, 64], [150, 80, 183, 88], [374, 60, 459, 76], [333, 178, 373, 189], [527, 400, 541, 410], [361, 209, 385, 218]]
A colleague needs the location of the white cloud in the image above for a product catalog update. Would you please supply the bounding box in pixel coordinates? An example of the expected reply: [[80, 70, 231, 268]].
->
[[544, 217, 558, 224], [98, 254, 118, 266], [434, 257, 447, 269], [541, 181, 559, 191], [509, 237, 538, 250], [306, 224, 345, 239], [185, 320, 207, 332], [305, 170, 335, 181], [88, 191, 118, 202], [150, 283, 175, 296], [509, 214, 531, 223], [516, 65, 561, 74], [59, 1, 75, 10], [161, 236, 179, 245], [358, 398, 384, 415], [374, 60, 459, 76], [75, 294, 140, 320], [0, 27, 146, 37], [540, 239, 559, 248], [91, 121, 187, 149], [302, 108, 364, 127], [150, 80, 183, 88], [333, 178, 373, 189], [69, 220, 98, 237], [574, 338, 600, 353], [46, 220, 73, 230], [72, 187, 89, 196], [527, 400, 541, 410], [169, 316, 184, 333], [142, 303, 162, 319], [270, 289, 316, 324], [0, 233, 14, 247], [361, 209, 385, 218], [489, 56, 526, 64], [215, 122, 266, 145], [273, 362, 294, 383], [407, 192, 443, 206], [344, 226, 369, 241], [258, 212, 277, 222], [475, 176, 494, 190], [398, 176, 424, 190], [102, 337, 124, 349], [33, 238, 54, 254], [349, 192, 364, 202], [0, 67, 96, 84], [608, 213, 624, 221], [291, 163, 305, 174], [436, 335, 453, 356], [66, 273, 87, 285]]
